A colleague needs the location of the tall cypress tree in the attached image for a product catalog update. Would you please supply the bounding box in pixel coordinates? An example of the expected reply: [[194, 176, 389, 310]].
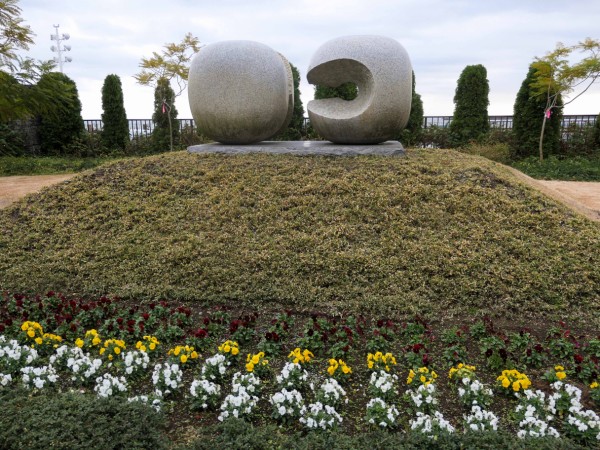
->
[[399, 70, 424, 147], [37, 72, 84, 155], [513, 65, 562, 158], [449, 64, 490, 147], [151, 77, 179, 152], [314, 83, 357, 101], [101, 74, 129, 151], [274, 63, 305, 140]]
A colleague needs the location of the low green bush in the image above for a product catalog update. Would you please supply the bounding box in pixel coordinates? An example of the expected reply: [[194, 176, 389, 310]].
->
[[459, 142, 514, 164], [180, 419, 585, 450], [0, 388, 168, 450], [511, 155, 600, 181], [0, 156, 124, 176]]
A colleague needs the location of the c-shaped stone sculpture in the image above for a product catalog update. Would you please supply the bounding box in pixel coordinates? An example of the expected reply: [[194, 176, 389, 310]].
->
[[188, 40, 293, 144], [307, 35, 412, 144]]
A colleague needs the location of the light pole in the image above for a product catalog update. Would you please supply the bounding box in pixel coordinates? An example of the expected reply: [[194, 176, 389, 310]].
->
[[50, 24, 72, 72]]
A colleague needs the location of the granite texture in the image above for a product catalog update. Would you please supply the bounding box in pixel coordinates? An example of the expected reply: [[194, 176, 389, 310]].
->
[[188, 140, 405, 156], [187, 41, 293, 144], [307, 35, 412, 144]]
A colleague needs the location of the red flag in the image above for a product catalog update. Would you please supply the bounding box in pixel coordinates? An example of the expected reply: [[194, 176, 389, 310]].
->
[[545, 109, 551, 119]]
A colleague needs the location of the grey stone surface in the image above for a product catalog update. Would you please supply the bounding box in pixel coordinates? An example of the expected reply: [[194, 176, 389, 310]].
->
[[188, 140, 405, 156], [188, 41, 293, 144], [307, 35, 412, 144]]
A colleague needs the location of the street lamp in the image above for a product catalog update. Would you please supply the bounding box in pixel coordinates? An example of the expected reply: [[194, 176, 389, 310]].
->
[[50, 24, 72, 73]]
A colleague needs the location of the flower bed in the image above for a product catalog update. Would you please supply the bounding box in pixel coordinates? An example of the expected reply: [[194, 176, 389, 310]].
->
[[0, 291, 599, 446]]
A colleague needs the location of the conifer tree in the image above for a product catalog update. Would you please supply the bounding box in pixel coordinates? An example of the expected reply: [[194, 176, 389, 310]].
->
[[513, 65, 562, 158], [101, 74, 129, 150], [399, 70, 424, 147], [274, 63, 305, 140], [449, 64, 490, 147], [151, 77, 179, 152]]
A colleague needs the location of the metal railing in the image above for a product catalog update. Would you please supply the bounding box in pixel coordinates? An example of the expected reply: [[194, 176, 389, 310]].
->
[[83, 115, 598, 139]]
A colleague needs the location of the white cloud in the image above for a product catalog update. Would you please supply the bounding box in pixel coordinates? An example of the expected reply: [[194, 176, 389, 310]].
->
[[16, 0, 600, 119]]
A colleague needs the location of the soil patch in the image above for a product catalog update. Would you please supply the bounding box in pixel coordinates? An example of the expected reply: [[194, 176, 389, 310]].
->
[[0, 174, 75, 209]]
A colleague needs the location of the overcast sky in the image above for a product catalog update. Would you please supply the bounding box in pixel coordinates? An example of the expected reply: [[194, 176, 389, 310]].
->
[[17, 0, 600, 119]]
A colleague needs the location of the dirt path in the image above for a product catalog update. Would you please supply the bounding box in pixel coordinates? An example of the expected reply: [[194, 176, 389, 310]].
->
[[0, 172, 599, 222], [0, 174, 76, 209]]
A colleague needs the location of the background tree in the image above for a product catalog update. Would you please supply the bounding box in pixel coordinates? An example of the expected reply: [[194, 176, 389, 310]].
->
[[37, 72, 84, 154], [314, 82, 358, 101], [399, 70, 423, 147], [134, 33, 200, 151], [0, 0, 34, 70], [151, 77, 178, 152], [595, 112, 600, 149], [101, 74, 129, 151], [513, 65, 563, 158], [274, 62, 305, 140], [530, 38, 600, 160], [448, 64, 490, 147]]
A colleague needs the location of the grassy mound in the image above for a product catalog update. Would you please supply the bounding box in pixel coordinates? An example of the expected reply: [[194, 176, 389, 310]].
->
[[1, 150, 599, 326]]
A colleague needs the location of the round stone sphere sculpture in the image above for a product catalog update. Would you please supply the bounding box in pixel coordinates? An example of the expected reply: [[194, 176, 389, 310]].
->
[[307, 35, 412, 144], [188, 41, 293, 144]]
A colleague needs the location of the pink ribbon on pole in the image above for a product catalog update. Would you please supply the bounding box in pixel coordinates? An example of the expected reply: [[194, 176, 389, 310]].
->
[[162, 103, 166, 114], [545, 109, 552, 119]]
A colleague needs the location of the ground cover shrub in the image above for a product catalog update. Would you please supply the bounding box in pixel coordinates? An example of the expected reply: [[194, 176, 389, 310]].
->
[[0, 155, 125, 175], [0, 387, 168, 449], [511, 154, 600, 181], [1, 150, 599, 327]]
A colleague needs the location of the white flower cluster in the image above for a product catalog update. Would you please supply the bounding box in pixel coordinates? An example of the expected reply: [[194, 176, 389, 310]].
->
[[21, 365, 59, 389], [410, 411, 456, 437], [128, 395, 162, 412], [201, 353, 229, 382], [368, 370, 398, 401], [549, 382, 600, 443], [61, 347, 103, 385], [94, 373, 128, 398], [314, 377, 347, 407], [365, 397, 400, 428], [276, 361, 310, 390], [270, 387, 305, 422], [514, 389, 560, 439], [457, 377, 493, 408], [0, 339, 39, 373], [299, 401, 343, 430], [407, 383, 438, 414], [152, 363, 182, 398], [218, 371, 260, 422], [122, 350, 150, 376], [190, 378, 221, 410], [0, 372, 12, 387], [464, 404, 499, 432]]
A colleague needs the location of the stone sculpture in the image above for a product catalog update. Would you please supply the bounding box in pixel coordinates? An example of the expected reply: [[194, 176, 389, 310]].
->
[[187, 41, 293, 144], [307, 35, 412, 144]]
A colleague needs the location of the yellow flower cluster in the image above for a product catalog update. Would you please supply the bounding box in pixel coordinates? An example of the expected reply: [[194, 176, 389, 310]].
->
[[367, 352, 397, 372], [448, 363, 476, 381], [168, 345, 199, 364], [407, 366, 438, 386], [75, 329, 102, 349], [135, 335, 160, 353], [554, 365, 567, 381], [218, 340, 240, 357], [288, 347, 314, 364], [245, 351, 269, 374], [21, 321, 43, 340], [99, 339, 126, 361], [35, 333, 63, 348], [496, 369, 531, 393], [591, 381, 599, 390], [327, 358, 352, 378]]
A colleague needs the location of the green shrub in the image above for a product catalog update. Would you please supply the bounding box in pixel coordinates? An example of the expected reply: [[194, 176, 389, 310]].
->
[[101, 74, 129, 151], [0, 388, 168, 450], [0, 122, 25, 156], [37, 72, 85, 155], [511, 154, 600, 181], [593, 112, 600, 149], [460, 142, 513, 164], [273, 63, 305, 141], [0, 156, 122, 175], [419, 125, 450, 148], [513, 65, 562, 158], [449, 64, 490, 147], [399, 70, 424, 147], [560, 124, 599, 156]]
